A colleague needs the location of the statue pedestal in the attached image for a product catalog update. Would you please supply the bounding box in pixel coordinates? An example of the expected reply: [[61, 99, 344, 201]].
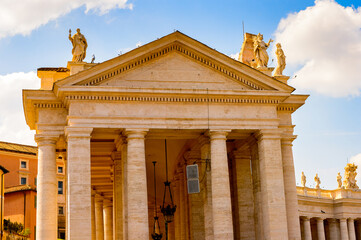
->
[[257, 67, 274, 77], [274, 75, 290, 84], [67, 61, 97, 75]]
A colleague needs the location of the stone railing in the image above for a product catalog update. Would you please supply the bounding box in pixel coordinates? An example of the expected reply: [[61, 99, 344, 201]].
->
[[296, 186, 361, 199]]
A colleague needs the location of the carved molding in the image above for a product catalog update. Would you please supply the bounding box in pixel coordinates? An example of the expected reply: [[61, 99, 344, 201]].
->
[[64, 94, 280, 104], [77, 43, 268, 90]]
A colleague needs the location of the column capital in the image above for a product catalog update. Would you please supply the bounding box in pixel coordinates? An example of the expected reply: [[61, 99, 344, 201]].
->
[[95, 194, 103, 201], [255, 129, 282, 141], [208, 130, 231, 140], [103, 199, 112, 208], [316, 217, 325, 221], [348, 217, 355, 221], [197, 134, 210, 146], [65, 127, 93, 140], [111, 151, 122, 161], [124, 129, 148, 139], [34, 133, 59, 145], [301, 216, 311, 221]]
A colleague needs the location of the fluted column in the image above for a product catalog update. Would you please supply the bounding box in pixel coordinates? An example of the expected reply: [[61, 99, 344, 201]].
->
[[209, 130, 233, 239], [340, 218, 349, 240], [281, 136, 301, 240], [35, 134, 58, 240], [65, 127, 92, 240], [95, 194, 104, 240], [125, 129, 149, 240], [104, 199, 113, 240], [256, 129, 288, 239], [348, 218, 356, 240], [317, 218, 326, 240], [112, 150, 123, 240], [91, 190, 96, 240], [303, 217, 312, 240]]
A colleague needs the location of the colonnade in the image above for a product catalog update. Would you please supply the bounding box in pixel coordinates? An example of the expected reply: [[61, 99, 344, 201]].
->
[[300, 216, 361, 240], [34, 128, 299, 239]]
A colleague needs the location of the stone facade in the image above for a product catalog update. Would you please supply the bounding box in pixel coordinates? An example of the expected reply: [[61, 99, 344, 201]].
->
[[22, 31, 312, 239]]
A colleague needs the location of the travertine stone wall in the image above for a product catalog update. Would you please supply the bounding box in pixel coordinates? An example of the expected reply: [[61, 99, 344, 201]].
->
[[250, 140, 264, 240], [233, 150, 256, 239]]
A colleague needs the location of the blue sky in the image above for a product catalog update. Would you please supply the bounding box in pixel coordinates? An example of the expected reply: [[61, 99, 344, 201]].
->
[[0, 0, 361, 189]]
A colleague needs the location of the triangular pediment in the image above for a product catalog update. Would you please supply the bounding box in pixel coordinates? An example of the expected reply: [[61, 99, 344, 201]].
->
[[97, 52, 254, 90], [55, 31, 294, 93]]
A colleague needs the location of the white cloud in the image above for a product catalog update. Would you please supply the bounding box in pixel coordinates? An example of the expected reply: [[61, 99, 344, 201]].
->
[[274, 0, 361, 97], [0, 72, 39, 146], [229, 52, 239, 60], [350, 153, 361, 186], [0, 0, 133, 39]]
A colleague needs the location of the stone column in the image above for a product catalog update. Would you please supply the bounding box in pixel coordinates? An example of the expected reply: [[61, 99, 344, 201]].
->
[[111, 150, 123, 239], [95, 194, 104, 240], [35, 134, 58, 240], [200, 141, 213, 240], [348, 218, 356, 240], [66, 127, 92, 240], [317, 218, 326, 240], [256, 129, 288, 239], [340, 218, 349, 240], [104, 199, 113, 240], [125, 129, 149, 240], [328, 218, 339, 240], [209, 130, 233, 239], [302, 217, 312, 240], [281, 136, 301, 240], [91, 190, 96, 240]]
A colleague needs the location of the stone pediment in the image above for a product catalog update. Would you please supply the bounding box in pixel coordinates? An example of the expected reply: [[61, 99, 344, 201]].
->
[[54, 31, 294, 93]]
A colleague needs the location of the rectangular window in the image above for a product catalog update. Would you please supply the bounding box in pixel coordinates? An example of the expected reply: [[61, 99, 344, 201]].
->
[[20, 161, 27, 169], [57, 166, 63, 174], [34, 196, 37, 208], [20, 177, 27, 185], [58, 181, 63, 194], [58, 206, 64, 215], [34, 178, 37, 186]]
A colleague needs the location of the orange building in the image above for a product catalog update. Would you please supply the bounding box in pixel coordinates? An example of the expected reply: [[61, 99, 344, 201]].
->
[[0, 141, 66, 240]]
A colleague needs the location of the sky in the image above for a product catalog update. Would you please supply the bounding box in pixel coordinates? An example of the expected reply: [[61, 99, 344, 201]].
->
[[0, 0, 361, 189]]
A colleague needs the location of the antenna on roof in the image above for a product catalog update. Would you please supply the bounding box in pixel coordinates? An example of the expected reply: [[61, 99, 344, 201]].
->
[[242, 21, 245, 40]]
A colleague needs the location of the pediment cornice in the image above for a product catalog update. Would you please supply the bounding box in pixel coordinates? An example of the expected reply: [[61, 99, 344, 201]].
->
[[53, 31, 294, 95]]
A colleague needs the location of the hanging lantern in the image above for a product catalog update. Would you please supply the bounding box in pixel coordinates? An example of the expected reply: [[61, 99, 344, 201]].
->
[[151, 161, 163, 240], [160, 140, 177, 240]]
